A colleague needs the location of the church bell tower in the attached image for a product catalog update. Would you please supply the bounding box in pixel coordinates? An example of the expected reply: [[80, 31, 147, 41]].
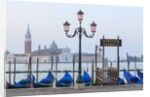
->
[[25, 24, 32, 54]]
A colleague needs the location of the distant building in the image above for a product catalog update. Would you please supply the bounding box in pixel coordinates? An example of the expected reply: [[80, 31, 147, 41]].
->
[[6, 25, 72, 63], [120, 55, 143, 62], [74, 53, 102, 63], [6, 24, 102, 64], [25, 24, 32, 54]]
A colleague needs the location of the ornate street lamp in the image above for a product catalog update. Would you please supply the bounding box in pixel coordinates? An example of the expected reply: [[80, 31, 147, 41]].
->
[[63, 21, 70, 33], [63, 10, 97, 84]]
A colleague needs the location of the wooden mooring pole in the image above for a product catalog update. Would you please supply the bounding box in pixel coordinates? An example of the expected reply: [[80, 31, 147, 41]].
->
[[55, 56, 58, 86], [91, 60, 94, 86], [29, 56, 32, 88], [117, 36, 120, 84], [51, 56, 53, 72], [36, 58, 39, 83], [95, 45, 98, 69], [9, 61, 11, 84], [105, 57, 108, 77], [110, 61, 112, 68], [13, 58, 16, 84], [87, 63, 89, 72], [134, 56, 137, 76], [72, 55, 75, 86], [102, 36, 105, 85], [126, 53, 130, 84]]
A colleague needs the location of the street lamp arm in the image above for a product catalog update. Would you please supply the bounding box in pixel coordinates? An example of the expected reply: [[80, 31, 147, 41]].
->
[[82, 28, 95, 38], [65, 28, 78, 38]]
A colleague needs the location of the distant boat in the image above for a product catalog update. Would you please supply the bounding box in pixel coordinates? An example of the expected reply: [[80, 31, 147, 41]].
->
[[123, 70, 142, 84], [33, 72, 54, 88], [7, 74, 35, 89], [82, 71, 91, 86], [57, 71, 73, 87], [137, 70, 143, 81]]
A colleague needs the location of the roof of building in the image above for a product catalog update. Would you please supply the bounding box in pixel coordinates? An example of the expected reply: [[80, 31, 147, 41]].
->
[[31, 41, 62, 56]]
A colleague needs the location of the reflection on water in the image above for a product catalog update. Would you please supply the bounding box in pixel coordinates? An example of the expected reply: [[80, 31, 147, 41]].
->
[[5, 62, 143, 84]]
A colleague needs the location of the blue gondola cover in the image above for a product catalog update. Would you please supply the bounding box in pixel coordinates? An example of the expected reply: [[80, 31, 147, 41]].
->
[[17, 74, 35, 84], [118, 77, 125, 84], [33, 72, 54, 87], [7, 74, 35, 88], [137, 70, 143, 80], [57, 72, 72, 87], [82, 71, 91, 86], [39, 72, 54, 84], [123, 70, 142, 84]]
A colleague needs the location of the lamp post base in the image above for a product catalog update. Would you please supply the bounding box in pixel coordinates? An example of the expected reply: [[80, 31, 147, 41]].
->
[[74, 83, 85, 89], [76, 75, 83, 84], [75, 75, 84, 89]]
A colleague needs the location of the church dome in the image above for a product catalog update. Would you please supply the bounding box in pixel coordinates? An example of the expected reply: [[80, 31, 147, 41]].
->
[[50, 41, 58, 50]]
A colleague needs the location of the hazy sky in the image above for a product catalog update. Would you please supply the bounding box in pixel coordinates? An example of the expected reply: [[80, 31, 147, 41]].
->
[[6, 0, 143, 60]]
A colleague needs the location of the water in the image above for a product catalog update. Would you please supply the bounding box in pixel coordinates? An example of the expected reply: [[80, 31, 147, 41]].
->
[[5, 62, 143, 84]]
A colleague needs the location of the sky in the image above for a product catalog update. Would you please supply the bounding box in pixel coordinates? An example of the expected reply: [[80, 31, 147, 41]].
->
[[6, 0, 143, 60]]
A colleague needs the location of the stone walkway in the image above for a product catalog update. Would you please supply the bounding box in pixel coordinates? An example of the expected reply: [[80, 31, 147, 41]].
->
[[6, 84, 143, 97]]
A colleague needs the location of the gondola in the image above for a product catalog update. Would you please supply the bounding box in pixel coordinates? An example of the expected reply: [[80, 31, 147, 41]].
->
[[137, 69, 143, 81], [118, 77, 125, 84], [33, 72, 54, 88], [7, 74, 35, 89], [82, 71, 91, 86], [123, 69, 142, 84], [57, 71, 72, 87]]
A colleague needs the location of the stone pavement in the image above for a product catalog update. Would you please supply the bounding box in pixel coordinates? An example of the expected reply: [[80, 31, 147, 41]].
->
[[6, 84, 143, 97]]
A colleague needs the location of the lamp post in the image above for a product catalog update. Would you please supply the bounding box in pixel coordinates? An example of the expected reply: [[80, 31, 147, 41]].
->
[[63, 10, 97, 84]]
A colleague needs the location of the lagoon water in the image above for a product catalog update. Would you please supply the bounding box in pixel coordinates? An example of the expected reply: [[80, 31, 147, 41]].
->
[[5, 62, 143, 85]]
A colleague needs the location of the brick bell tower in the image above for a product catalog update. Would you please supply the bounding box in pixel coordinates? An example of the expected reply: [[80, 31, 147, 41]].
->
[[25, 24, 31, 54]]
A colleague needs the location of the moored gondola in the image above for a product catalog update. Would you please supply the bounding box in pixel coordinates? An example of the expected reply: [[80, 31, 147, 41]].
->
[[123, 69, 142, 84], [33, 72, 54, 88], [118, 77, 125, 84], [82, 71, 91, 86], [137, 69, 143, 81], [57, 71, 72, 87], [7, 74, 35, 89]]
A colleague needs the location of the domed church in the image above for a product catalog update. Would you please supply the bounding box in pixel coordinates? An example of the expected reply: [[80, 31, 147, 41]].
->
[[6, 25, 72, 63]]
